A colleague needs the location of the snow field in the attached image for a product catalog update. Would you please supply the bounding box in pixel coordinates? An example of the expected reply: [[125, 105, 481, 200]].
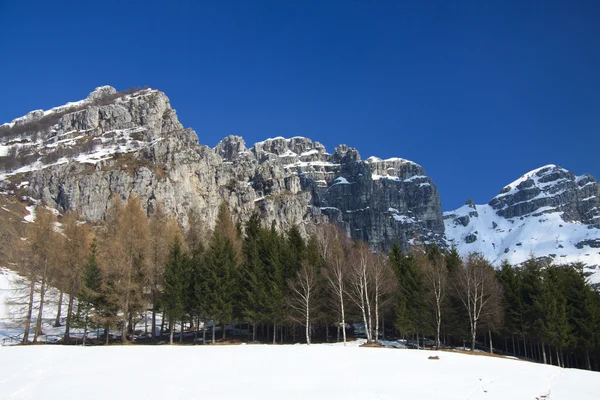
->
[[0, 343, 598, 399], [445, 203, 600, 284]]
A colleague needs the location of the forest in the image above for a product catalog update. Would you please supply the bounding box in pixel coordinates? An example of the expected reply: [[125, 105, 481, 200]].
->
[[5, 195, 600, 372]]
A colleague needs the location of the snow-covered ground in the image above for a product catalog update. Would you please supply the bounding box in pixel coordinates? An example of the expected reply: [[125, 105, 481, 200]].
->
[[0, 342, 598, 399]]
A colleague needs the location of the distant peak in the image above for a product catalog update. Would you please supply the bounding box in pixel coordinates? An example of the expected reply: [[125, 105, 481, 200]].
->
[[497, 164, 568, 196]]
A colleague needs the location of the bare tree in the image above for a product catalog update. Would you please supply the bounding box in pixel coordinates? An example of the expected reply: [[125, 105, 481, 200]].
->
[[455, 253, 503, 351], [417, 249, 448, 349], [60, 212, 91, 341], [99, 195, 150, 343], [148, 205, 169, 338], [320, 225, 350, 345], [287, 261, 319, 344], [7, 230, 36, 344], [29, 207, 60, 343], [348, 242, 374, 343], [371, 253, 396, 343]]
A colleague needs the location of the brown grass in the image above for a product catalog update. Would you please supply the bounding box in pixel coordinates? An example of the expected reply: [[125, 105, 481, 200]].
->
[[438, 348, 522, 360]]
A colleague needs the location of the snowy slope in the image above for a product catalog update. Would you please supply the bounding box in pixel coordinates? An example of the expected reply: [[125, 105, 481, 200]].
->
[[0, 343, 598, 399], [445, 165, 600, 284], [0, 86, 163, 182]]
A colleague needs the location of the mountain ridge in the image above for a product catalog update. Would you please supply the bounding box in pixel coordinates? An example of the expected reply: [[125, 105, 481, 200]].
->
[[1, 86, 598, 278], [0, 86, 445, 252]]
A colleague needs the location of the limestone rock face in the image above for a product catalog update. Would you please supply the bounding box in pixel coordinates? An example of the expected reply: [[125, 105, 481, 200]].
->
[[0, 87, 445, 252]]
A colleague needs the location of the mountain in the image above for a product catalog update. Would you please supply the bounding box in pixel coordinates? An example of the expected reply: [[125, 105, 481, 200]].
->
[[0, 86, 444, 252], [445, 164, 600, 284]]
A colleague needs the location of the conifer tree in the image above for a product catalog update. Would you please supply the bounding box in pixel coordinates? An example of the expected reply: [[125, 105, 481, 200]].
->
[[163, 237, 189, 345], [204, 203, 239, 343], [240, 213, 267, 341], [80, 240, 104, 345], [389, 243, 425, 340]]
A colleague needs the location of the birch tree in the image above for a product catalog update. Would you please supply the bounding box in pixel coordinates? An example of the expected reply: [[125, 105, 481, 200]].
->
[[348, 242, 374, 343], [419, 248, 448, 349], [455, 253, 503, 351], [371, 253, 395, 343], [287, 261, 319, 344], [320, 225, 349, 345]]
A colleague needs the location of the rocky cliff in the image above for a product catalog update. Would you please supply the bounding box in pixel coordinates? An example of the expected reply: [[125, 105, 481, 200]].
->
[[445, 165, 600, 284], [0, 86, 445, 252]]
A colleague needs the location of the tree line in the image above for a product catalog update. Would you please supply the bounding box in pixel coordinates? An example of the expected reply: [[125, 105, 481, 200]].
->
[[7, 195, 600, 371]]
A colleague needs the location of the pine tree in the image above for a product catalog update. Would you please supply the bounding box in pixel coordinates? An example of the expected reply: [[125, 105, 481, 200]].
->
[[163, 237, 189, 345], [80, 240, 104, 345], [204, 203, 239, 343], [240, 213, 267, 341], [496, 260, 524, 356], [389, 243, 425, 340], [263, 225, 285, 343]]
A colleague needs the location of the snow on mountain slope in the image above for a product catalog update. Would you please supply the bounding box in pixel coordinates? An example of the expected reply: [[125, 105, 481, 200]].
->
[[0, 343, 598, 399], [445, 165, 600, 284], [0, 86, 167, 182]]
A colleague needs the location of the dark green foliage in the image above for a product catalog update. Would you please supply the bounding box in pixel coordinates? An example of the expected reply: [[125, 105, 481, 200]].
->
[[162, 237, 189, 328], [389, 242, 427, 337]]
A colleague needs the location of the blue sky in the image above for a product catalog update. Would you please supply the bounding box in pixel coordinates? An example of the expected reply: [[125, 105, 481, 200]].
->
[[1, 1, 598, 210]]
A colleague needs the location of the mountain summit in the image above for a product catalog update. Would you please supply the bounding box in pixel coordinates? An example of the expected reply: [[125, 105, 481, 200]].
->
[[445, 164, 600, 283]]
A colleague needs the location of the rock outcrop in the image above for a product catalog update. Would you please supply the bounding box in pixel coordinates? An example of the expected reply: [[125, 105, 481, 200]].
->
[[0, 86, 445, 252]]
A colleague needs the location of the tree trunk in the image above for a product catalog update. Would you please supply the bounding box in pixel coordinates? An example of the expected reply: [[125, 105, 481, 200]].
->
[[273, 323, 276, 344], [586, 348, 592, 370], [512, 335, 516, 356], [211, 323, 215, 344], [33, 273, 47, 343], [340, 293, 347, 346], [375, 286, 380, 344], [160, 310, 166, 337], [489, 330, 493, 354], [180, 319, 184, 343], [253, 322, 256, 342], [435, 307, 441, 349], [470, 320, 477, 351], [169, 320, 174, 345], [223, 321, 227, 340], [105, 327, 110, 345], [556, 347, 562, 368], [549, 345, 553, 366], [523, 335, 528, 358], [54, 290, 63, 327], [22, 278, 36, 344], [305, 306, 310, 345], [363, 272, 373, 343], [64, 293, 75, 341], [541, 342, 547, 364], [151, 306, 157, 339], [82, 310, 89, 346]]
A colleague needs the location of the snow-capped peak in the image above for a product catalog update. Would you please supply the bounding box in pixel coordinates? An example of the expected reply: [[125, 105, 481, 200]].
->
[[445, 164, 600, 286]]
